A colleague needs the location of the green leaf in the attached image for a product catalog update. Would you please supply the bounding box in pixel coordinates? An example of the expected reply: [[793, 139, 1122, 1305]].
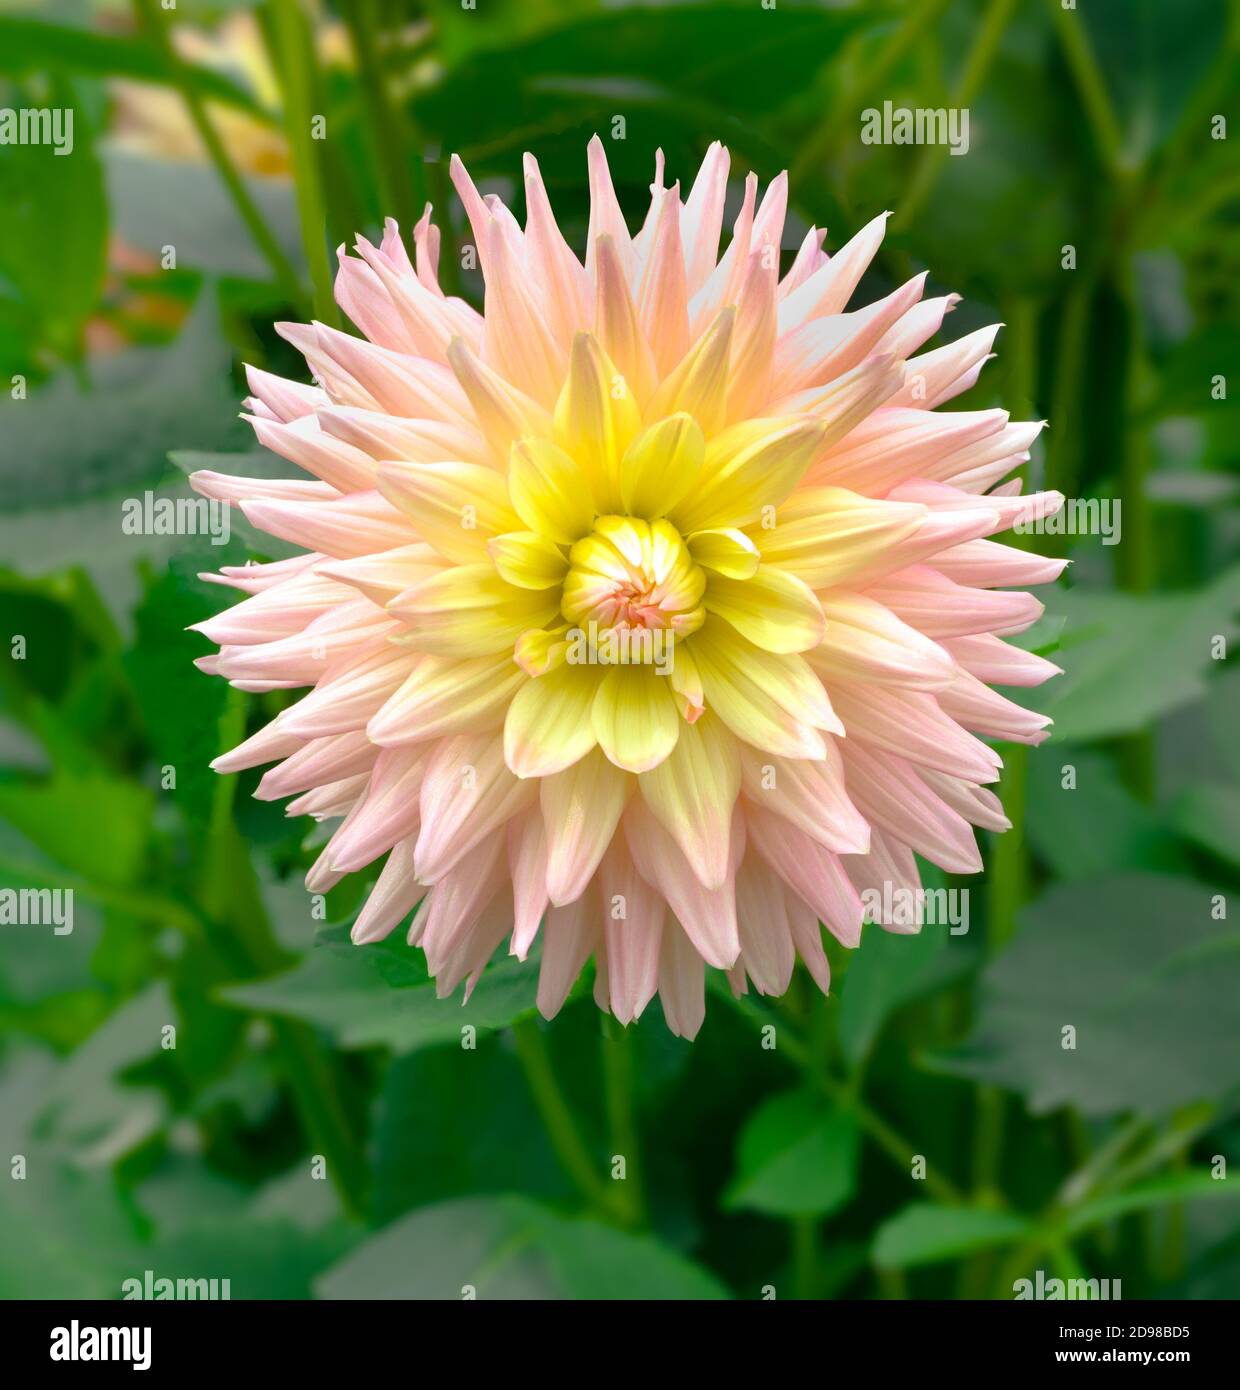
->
[[0, 1050, 144, 1298], [316, 1195, 728, 1299], [1170, 783, 1240, 869], [38, 983, 172, 1163], [106, 151, 300, 282], [0, 767, 153, 886], [725, 1088, 858, 1218], [838, 863, 977, 1064], [123, 543, 255, 827], [1146, 326, 1240, 418], [371, 1040, 572, 1223], [1026, 750, 1188, 879], [1038, 568, 1240, 742], [935, 874, 1240, 1117], [0, 16, 270, 117], [0, 75, 106, 365], [873, 1204, 1032, 1270], [1063, 1170, 1240, 1237], [1079, 0, 1226, 164], [0, 296, 250, 570], [222, 928, 540, 1053]]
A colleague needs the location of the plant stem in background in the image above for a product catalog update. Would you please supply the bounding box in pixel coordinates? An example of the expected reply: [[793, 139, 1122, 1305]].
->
[[265, 0, 340, 327], [132, 0, 304, 307], [512, 1015, 620, 1223], [961, 296, 1038, 1292], [1048, 0, 1127, 177], [792, 1216, 820, 1299], [344, 0, 423, 232], [789, 0, 952, 200], [203, 689, 367, 1217], [892, 0, 1019, 233], [727, 991, 967, 1204], [600, 1017, 646, 1228], [1045, 282, 1093, 511]]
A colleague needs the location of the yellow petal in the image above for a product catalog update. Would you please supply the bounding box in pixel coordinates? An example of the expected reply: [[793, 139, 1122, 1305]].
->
[[669, 644, 705, 723], [668, 415, 826, 533], [376, 461, 519, 563], [389, 565, 559, 656], [446, 336, 553, 464], [648, 306, 734, 438], [704, 565, 825, 653], [635, 184, 690, 376], [487, 530, 568, 589], [514, 625, 569, 676], [591, 665, 680, 773], [619, 413, 704, 519], [507, 436, 595, 544], [541, 748, 631, 904], [687, 527, 760, 579], [690, 618, 840, 758], [639, 714, 739, 888], [595, 233, 658, 409], [746, 486, 926, 589], [367, 652, 525, 744], [553, 332, 641, 513], [726, 251, 777, 422], [504, 662, 600, 777]]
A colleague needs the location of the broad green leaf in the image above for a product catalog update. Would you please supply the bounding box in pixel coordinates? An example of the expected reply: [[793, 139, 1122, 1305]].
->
[[1170, 783, 1240, 869], [1146, 326, 1240, 418], [0, 75, 106, 366], [38, 983, 172, 1163], [1063, 1170, 1240, 1237], [371, 1040, 573, 1223], [223, 928, 539, 1052], [838, 863, 977, 1064], [0, 16, 271, 115], [316, 1195, 728, 1300], [0, 296, 249, 569], [934, 874, 1239, 1117], [873, 1204, 1032, 1270], [725, 1088, 858, 1218], [107, 151, 300, 282], [0, 766, 153, 886], [1026, 750, 1188, 879], [1079, 0, 1226, 164], [0, 1049, 144, 1298], [1038, 568, 1240, 742], [124, 543, 255, 827]]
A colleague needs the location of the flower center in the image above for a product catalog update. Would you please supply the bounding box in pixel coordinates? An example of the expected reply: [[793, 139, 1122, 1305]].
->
[[561, 517, 706, 641]]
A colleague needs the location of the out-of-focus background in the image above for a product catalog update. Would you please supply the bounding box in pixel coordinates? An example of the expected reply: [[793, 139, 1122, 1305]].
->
[[0, 0, 1237, 1301]]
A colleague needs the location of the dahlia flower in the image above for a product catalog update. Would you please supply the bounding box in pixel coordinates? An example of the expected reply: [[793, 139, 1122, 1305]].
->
[[192, 138, 1064, 1039]]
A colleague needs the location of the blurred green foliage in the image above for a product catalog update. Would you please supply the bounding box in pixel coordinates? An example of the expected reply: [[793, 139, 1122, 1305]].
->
[[0, 0, 1237, 1300]]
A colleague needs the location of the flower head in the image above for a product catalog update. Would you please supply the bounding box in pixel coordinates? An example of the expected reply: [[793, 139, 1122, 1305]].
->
[[193, 138, 1064, 1038]]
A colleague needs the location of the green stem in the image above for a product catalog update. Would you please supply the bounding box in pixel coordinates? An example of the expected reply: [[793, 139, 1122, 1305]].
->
[[205, 690, 367, 1216], [1114, 263, 1157, 799], [728, 992, 967, 1204], [600, 1018, 646, 1227], [1045, 282, 1094, 510], [131, 0, 303, 305], [265, 0, 340, 326], [893, 0, 1019, 232], [1048, 0, 1127, 176], [789, 0, 953, 198], [513, 1015, 619, 1220], [344, 0, 422, 231], [792, 1216, 820, 1300]]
